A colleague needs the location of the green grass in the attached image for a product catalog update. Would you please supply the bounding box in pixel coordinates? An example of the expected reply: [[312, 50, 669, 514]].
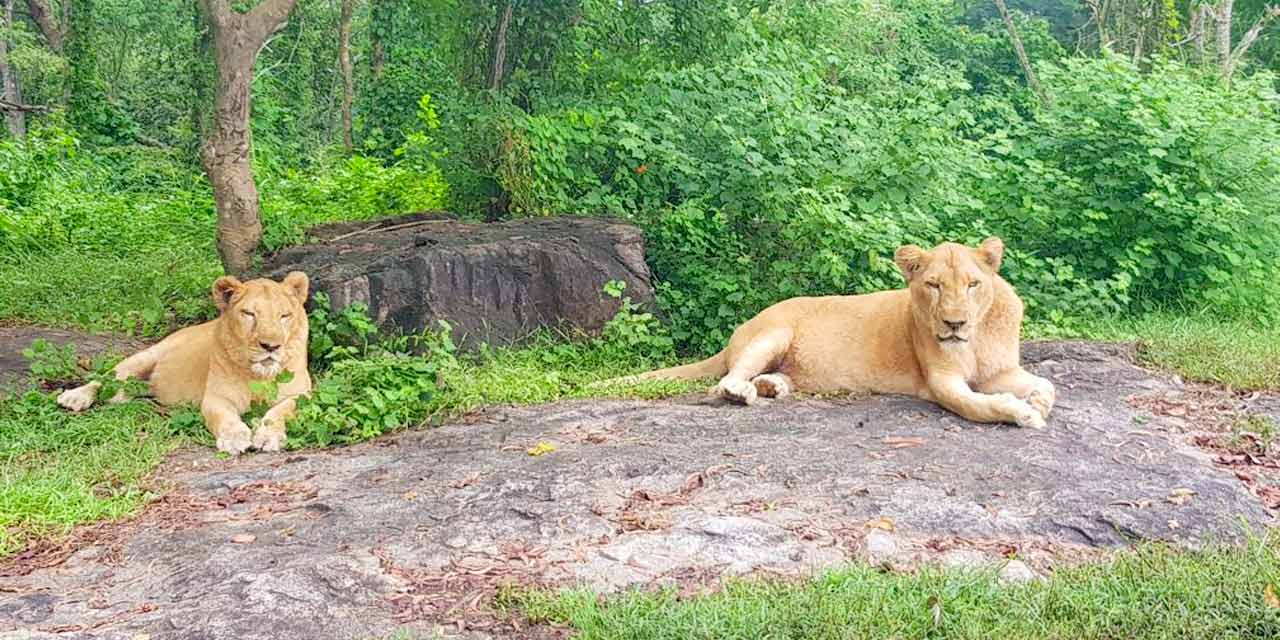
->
[[504, 536, 1280, 639], [0, 392, 184, 555], [1044, 312, 1280, 391], [0, 247, 219, 337]]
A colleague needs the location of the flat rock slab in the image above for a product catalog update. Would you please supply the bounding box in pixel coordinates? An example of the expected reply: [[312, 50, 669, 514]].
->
[[2, 342, 1274, 639], [0, 327, 141, 390], [263, 213, 655, 348]]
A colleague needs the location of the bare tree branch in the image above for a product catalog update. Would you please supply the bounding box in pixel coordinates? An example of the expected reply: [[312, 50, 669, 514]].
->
[[1228, 5, 1280, 74], [0, 97, 49, 112], [994, 0, 1052, 108]]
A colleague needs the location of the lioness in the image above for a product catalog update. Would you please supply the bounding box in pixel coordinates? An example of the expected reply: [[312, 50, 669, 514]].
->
[[620, 237, 1054, 428], [57, 272, 313, 454]]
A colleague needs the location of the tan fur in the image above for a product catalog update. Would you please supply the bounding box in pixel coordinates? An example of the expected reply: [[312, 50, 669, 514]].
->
[[57, 272, 314, 454], [617, 238, 1055, 428]]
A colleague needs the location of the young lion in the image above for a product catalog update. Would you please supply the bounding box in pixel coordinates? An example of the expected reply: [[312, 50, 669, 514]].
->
[[617, 237, 1055, 428], [57, 272, 313, 454]]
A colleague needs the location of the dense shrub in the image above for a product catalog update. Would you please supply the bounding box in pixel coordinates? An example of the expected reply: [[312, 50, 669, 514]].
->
[[985, 56, 1280, 320], [490, 3, 1280, 350]]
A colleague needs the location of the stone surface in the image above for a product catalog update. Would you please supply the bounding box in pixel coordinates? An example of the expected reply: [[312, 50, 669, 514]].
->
[[1, 341, 1275, 639], [0, 326, 142, 390], [998, 559, 1040, 583], [262, 213, 656, 348]]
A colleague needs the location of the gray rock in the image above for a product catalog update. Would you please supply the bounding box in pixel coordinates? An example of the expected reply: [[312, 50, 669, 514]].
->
[[0, 341, 1271, 639], [939, 548, 990, 571], [998, 559, 1040, 584], [862, 530, 899, 562], [263, 213, 656, 348]]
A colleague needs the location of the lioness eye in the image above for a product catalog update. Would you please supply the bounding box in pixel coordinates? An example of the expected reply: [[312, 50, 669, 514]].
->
[[241, 310, 255, 318], [926, 281, 940, 289], [281, 313, 292, 320], [968, 281, 980, 288]]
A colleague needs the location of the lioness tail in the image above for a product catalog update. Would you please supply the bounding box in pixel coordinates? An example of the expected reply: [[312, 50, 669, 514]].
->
[[595, 350, 727, 387]]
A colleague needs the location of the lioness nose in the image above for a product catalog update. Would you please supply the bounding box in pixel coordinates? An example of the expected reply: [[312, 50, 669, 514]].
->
[[259, 341, 281, 352], [943, 320, 966, 331]]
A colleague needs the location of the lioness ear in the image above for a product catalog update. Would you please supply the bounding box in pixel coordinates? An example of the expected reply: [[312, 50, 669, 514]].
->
[[282, 271, 310, 303], [894, 245, 926, 281], [978, 237, 1004, 271], [212, 276, 244, 312]]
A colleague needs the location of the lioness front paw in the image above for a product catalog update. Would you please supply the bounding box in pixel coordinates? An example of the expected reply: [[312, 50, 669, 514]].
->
[[57, 385, 97, 412], [216, 423, 253, 456], [251, 424, 286, 452], [1027, 386, 1055, 420], [995, 393, 1046, 430], [752, 373, 793, 399], [713, 378, 759, 406]]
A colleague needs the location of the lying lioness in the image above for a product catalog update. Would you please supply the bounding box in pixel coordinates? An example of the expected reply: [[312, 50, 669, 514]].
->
[[619, 237, 1055, 428], [58, 272, 313, 454]]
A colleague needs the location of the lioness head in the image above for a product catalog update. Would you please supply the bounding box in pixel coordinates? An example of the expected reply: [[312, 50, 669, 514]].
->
[[211, 271, 310, 378], [894, 237, 1004, 346]]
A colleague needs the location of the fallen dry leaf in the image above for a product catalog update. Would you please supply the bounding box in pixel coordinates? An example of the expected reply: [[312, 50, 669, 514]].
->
[[865, 516, 896, 532], [402, 490, 418, 502], [230, 534, 256, 544], [883, 436, 927, 449], [450, 472, 481, 489], [1265, 583, 1280, 609], [527, 442, 557, 456], [927, 595, 943, 628], [1166, 487, 1197, 506]]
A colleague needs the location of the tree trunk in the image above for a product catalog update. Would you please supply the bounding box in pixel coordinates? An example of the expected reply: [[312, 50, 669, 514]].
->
[[994, 0, 1051, 108], [370, 0, 383, 80], [1216, 0, 1234, 80], [339, 0, 354, 151], [488, 0, 514, 91], [0, 0, 23, 138], [197, 0, 298, 277], [25, 0, 61, 51]]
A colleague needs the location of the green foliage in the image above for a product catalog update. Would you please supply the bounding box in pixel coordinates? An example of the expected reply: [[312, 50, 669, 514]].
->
[[305, 291, 380, 366], [288, 321, 456, 448], [986, 55, 1280, 320], [21, 339, 79, 384], [497, 3, 991, 352], [600, 280, 673, 357]]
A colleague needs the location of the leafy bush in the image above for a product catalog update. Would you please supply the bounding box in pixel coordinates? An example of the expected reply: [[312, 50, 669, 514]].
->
[[287, 298, 458, 448], [985, 55, 1280, 320], [496, 3, 991, 352]]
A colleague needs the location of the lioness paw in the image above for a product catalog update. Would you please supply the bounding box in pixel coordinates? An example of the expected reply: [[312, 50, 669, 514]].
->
[[57, 385, 97, 412], [713, 378, 759, 406], [251, 425, 286, 452], [216, 423, 253, 456], [992, 393, 1045, 429], [1027, 387, 1055, 420], [752, 373, 794, 399]]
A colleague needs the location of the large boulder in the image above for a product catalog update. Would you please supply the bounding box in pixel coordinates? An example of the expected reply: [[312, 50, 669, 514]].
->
[[263, 213, 655, 347]]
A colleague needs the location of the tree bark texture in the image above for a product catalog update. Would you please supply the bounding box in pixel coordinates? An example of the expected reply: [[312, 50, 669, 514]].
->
[[1, 0, 24, 138], [339, 0, 354, 151], [994, 0, 1051, 108], [488, 0, 514, 91], [25, 0, 61, 51], [197, 0, 298, 277]]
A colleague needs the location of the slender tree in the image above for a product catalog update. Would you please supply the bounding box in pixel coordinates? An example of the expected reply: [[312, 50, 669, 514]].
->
[[197, 0, 299, 276], [339, 0, 354, 150], [0, 0, 23, 137], [25, 0, 62, 51], [994, 0, 1051, 108]]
